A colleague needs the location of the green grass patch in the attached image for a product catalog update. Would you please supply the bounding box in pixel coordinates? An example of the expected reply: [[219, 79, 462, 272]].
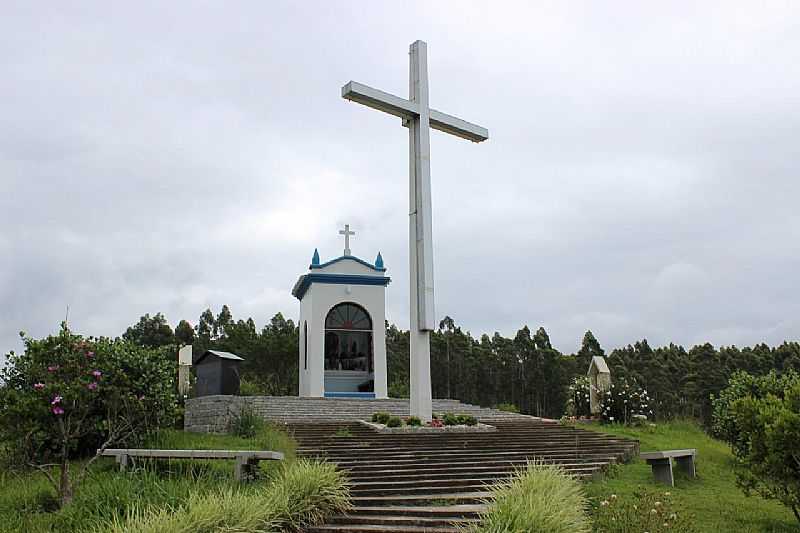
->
[[0, 425, 297, 533], [584, 419, 798, 532], [100, 460, 351, 533]]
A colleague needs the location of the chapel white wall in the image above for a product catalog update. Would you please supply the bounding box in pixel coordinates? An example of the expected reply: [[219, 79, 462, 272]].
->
[[298, 279, 388, 399]]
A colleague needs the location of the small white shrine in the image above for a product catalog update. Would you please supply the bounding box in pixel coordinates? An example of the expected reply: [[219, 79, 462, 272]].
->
[[292, 225, 390, 399]]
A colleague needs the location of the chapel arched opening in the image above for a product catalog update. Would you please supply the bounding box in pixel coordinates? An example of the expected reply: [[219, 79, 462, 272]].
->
[[324, 302, 374, 393]]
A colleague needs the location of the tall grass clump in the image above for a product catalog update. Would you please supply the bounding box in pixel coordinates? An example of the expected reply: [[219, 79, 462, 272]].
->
[[229, 404, 264, 438], [465, 461, 591, 533], [262, 459, 352, 530], [101, 459, 350, 533]]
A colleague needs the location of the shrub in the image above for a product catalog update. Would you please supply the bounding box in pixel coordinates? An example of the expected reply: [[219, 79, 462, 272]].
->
[[495, 403, 520, 414], [711, 370, 798, 444], [238, 378, 267, 397], [229, 404, 264, 438], [456, 414, 478, 426], [464, 461, 591, 533], [386, 416, 402, 428], [0, 324, 177, 506], [406, 416, 422, 427], [591, 489, 696, 532], [442, 412, 459, 426], [715, 372, 800, 524], [101, 459, 351, 533], [371, 411, 391, 425]]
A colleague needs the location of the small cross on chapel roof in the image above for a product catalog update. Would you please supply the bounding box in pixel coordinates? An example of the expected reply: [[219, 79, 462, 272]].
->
[[339, 224, 355, 256]]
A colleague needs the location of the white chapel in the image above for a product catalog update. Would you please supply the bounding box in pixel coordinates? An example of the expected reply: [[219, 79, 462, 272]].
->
[[292, 225, 390, 399]]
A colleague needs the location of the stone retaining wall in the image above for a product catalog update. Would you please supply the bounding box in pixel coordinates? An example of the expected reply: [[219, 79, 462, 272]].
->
[[184, 395, 541, 433], [184, 395, 248, 433]]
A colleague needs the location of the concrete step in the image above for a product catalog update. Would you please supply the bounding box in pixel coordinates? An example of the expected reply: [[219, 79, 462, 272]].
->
[[351, 491, 493, 507], [349, 505, 486, 518], [307, 524, 460, 533], [330, 514, 480, 527]]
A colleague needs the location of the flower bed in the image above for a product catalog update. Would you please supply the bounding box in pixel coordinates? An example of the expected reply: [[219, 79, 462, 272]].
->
[[361, 412, 496, 433]]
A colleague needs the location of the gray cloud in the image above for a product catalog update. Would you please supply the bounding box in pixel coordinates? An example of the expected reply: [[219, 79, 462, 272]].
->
[[2, 1, 799, 362]]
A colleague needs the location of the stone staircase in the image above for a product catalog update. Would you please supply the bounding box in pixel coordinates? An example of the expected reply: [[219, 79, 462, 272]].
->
[[284, 413, 637, 532], [185, 397, 638, 531]]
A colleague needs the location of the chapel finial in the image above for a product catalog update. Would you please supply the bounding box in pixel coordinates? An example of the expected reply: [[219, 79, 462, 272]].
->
[[311, 248, 320, 266], [375, 252, 384, 269]]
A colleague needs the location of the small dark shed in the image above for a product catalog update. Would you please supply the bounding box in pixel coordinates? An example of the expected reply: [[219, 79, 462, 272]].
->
[[194, 350, 244, 396]]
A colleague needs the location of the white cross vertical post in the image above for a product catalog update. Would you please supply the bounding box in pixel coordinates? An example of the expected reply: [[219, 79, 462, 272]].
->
[[339, 224, 355, 255], [342, 40, 488, 421]]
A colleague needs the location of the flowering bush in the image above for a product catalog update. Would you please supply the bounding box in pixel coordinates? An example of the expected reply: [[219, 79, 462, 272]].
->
[[565, 376, 654, 424], [592, 489, 696, 532], [565, 376, 592, 418], [598, 380, 653, 424], [0, 324, 177, 506]]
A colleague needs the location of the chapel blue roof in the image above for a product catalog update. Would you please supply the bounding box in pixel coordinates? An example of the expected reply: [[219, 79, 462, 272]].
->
[[293, 250, 389, 300], [310, 254, 386, 272]]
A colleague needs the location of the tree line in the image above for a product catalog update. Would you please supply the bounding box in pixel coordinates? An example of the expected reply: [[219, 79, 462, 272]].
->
[[123, 307, 800, 422]]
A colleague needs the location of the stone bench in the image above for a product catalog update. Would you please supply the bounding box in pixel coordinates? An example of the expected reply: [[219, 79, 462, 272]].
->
[[640, 449, 696, 486], [101, 448, 284, 482]]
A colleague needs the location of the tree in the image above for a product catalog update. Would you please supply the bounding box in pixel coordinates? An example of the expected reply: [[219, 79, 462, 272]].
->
[[576, 330, 604, 370], [716, 372, 800, 523], [216, 305, 233, 339], [439, 316, 456, 398], [175, 320, 195, 346], [0, 324, 177, 506], [122, 312, 175, 348]]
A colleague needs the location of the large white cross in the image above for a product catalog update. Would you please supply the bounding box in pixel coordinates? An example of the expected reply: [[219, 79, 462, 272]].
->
[[339, 223, 355, 256], [342, 40, 488, 421]]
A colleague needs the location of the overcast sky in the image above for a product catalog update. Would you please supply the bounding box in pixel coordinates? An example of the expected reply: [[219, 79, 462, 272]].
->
[[2, 2, 799, 362]]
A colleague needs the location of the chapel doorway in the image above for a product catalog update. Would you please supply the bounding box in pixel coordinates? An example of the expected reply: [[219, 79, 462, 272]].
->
[[324, 302, 374, 394]]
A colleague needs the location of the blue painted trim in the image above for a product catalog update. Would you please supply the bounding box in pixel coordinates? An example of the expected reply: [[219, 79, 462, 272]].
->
[[324, 391, 376, 399], [309, 255, 386, 272], [292, 273, 391, 300]]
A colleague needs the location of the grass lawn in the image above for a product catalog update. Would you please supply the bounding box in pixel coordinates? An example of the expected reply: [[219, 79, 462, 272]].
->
[[0, 425, 296, 533], [585, 419, 798, 532]]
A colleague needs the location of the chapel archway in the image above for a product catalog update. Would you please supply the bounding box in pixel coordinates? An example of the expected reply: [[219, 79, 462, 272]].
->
[[324, 302, 374, 392]]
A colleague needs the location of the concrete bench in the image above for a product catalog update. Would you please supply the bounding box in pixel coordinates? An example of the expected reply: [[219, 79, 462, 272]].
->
[[101, 448, 284, 482], [640, 449, 696, 486]]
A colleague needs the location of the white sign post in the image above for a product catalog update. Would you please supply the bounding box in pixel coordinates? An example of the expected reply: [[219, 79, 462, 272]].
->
[[178, 345, 192, 398], [342, 40, 489, 420]]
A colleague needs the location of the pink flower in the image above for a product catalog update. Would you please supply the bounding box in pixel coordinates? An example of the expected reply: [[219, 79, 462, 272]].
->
[[87, 382, 98, 391], [52, 406, 64, 415], [33, 383, 45, 390], [86, 351, 95, 358], [91, 370, 102, 379], [47, 365, 59, 372], [51, 395, 63, 405]]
